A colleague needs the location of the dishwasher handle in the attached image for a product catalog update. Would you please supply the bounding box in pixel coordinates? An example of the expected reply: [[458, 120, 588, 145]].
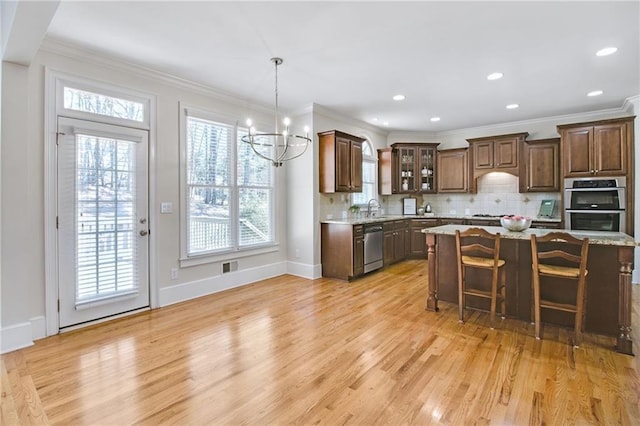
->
[[364, 225, 384, 233]]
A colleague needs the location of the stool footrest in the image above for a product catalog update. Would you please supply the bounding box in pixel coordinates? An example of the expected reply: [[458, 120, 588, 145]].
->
[[539, 299, 578, 313]]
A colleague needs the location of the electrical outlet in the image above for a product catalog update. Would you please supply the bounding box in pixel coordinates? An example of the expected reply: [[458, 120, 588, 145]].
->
[[170, 268, 178, 280]]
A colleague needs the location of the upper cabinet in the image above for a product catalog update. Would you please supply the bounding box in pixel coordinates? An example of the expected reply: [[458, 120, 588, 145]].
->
[[437, 148, 470, 193], [519, 138, 560, 193], [558, 117, 634, 178], [467, 132, 528, 176], [393, 143, 439, 194], [378, 143, 439, 195], [319, 130, 365, 193]]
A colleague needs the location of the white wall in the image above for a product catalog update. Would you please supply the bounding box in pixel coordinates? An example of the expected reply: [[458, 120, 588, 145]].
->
[[0, 42, 294, 352]]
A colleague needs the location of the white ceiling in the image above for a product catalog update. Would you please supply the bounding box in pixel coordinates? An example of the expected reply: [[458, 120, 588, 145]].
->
[[43, 1, 640, 133]]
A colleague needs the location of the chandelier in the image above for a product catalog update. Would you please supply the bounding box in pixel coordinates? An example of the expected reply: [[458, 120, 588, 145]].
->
[[242, 57, 311, 167]]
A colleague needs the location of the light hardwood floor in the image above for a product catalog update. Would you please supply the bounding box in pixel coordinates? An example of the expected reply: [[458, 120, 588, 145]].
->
[[2, 260, 639, 425]]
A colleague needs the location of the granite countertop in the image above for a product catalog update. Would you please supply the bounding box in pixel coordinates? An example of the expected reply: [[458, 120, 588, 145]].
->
[[421, 224, 638, 247], [321, 214, 562, 226]]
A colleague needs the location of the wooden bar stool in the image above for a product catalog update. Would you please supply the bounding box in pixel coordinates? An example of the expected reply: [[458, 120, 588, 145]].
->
[[530, 232, 589, 347], [455, 228, 506, 328]]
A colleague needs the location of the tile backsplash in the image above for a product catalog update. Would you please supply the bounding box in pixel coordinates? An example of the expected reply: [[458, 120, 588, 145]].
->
[[382, 173, 561, 218]]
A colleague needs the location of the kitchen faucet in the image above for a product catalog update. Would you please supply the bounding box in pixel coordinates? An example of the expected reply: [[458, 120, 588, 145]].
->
[[367, 198, 380, 218]]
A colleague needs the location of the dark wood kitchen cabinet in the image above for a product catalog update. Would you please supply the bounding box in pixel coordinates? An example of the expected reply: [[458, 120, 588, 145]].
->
[[437, 148, 470, 193], [383, 220, 408, 265], [409, 218, 439, 258], [467, 133, 528, 183], [391, 143, 439, 194], [378, 143, 439, 195], [558, 117, 634, 178], [321, 223, 364, 280], [519, 138, 560, 192], [319, 130, 365, 193]]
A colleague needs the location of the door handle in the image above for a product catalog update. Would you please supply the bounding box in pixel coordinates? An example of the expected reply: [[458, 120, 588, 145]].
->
[[139, 230, 149, 236]]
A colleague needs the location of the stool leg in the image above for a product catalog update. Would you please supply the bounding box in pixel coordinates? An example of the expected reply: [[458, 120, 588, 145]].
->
[[489, 268, 498, 329], [458, 265, 465, 323], [574, 279, 586, 348], [500, 267, 506, 320], [533, 271, 541, 340]]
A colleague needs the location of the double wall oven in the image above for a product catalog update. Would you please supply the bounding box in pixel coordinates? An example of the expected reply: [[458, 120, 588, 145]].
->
[[564, 177, 626, 233]]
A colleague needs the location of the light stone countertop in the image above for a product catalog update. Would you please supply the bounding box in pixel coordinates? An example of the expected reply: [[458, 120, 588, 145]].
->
[[421, 224, 638, 247], [321, 214, 562, 226]]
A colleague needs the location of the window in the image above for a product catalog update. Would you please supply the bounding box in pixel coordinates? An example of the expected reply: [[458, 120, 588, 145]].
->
[[352, 140, 377, 205], [181, 107, 275, 261], [64, 87, 145, 123]]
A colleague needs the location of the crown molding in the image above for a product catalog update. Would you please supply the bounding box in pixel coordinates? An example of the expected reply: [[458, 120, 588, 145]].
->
[[622, 94, 640, 113], [436, 103, 633, 139], [39, 37, 275, 117], [311, 103, 390, 137]]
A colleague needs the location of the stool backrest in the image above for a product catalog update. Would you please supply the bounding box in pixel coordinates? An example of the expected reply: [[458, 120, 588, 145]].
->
[[455, 227, 502, 266], [530, 232, 589, 274]]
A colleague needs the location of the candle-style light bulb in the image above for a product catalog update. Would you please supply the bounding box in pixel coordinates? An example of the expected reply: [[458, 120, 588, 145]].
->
[[283, 117, 291, 127], [303, 125, 310, 136], [246, 118, 252, 127]]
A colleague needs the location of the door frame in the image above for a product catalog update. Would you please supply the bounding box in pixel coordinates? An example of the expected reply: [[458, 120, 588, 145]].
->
[[44, 69, 158, 336]]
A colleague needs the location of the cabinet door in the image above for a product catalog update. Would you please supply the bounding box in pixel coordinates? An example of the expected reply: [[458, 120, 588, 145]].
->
[[418, 147, 436, 193], [335, 137, 352, 191], [438, 149, 469, 193], [393, 230, 405, 262], [523, 141, 559, 192], [473, 141, 494, 169], [377, 148, 393, 195], [494, 138, 518, 168], [562, 126, 593, 176], [350, 140, 363, 191], [383, 231, 395, 265], [398, 146, 417, 193], [353, 235, 364, 277], [594, 123, 626, 176], [410, 227, 427, 257]]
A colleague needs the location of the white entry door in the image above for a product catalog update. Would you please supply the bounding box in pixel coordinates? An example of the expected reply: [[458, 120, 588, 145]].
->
[[57, 117, 149, 328]]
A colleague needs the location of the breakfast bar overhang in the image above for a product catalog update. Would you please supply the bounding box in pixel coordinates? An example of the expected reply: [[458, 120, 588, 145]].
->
[[422, 225, 638, 355]]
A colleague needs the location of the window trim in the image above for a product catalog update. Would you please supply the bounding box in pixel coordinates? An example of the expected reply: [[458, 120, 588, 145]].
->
[[179, 103, 278, 267], [352, 139, 378, 207], [56, 76, 151, 129]]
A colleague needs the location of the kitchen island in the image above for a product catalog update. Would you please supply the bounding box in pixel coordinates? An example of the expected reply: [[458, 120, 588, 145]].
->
[[422, 224, 638, 355]]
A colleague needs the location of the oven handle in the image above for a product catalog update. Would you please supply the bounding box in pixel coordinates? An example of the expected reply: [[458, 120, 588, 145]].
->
[[564, 187, 623, 192], [565, 209, 625, 214]]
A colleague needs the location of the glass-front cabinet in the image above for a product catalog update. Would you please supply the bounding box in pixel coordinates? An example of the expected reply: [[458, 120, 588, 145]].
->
[[393, 143, 439, 194]]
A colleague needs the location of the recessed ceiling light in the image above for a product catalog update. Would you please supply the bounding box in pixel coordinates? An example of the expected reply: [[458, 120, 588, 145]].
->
[[587, 90, 603, 97], [383, 121, 389, 126], [596, 47, 617, 56], [393, 94, 405, 101], [430, 117, 441, 122], [506, 103, 519, 109], [372, 118, 379, 122], [487, 72, 504, 81]]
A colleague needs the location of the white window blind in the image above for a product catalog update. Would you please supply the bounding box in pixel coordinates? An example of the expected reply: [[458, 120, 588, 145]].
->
[[183, 110, 275, 259]]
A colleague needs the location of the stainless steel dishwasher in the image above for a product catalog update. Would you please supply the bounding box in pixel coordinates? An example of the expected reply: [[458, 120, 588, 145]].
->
[[363, 224, 384, 273]]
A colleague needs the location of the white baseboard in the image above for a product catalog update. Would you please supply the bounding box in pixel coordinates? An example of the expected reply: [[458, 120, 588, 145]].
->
[[286, 261, 322, 279], [1, 316, 46, 354], [159, 261, 288, 307]]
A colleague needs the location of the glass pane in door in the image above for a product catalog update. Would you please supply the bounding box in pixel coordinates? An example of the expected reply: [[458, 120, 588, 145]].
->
[[75, 134, 138, 304]]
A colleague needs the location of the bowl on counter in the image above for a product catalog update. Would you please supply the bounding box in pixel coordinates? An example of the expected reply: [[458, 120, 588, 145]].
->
[[500, 215, 532, 232]]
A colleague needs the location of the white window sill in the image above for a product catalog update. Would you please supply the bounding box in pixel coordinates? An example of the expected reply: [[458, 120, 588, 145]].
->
[[179, 243, 280, 268]]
